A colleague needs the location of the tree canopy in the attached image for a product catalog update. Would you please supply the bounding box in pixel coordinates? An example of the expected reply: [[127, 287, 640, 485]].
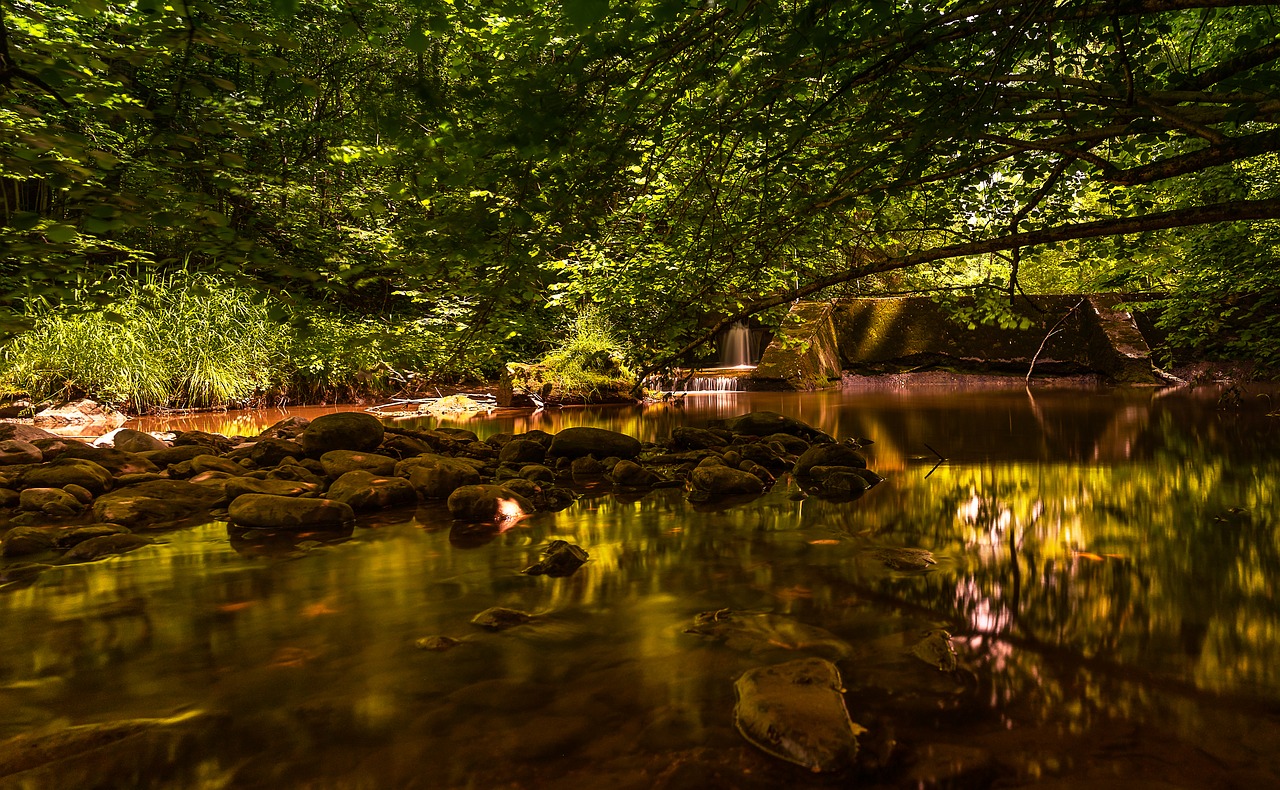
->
[[2, 0, 1278, 369]]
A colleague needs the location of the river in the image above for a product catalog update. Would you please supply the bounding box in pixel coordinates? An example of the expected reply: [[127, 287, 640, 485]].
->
[[1, 382, 1278, 788]]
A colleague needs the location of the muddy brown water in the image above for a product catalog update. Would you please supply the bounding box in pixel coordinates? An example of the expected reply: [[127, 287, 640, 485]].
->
[[2, 384, 1279, 788]]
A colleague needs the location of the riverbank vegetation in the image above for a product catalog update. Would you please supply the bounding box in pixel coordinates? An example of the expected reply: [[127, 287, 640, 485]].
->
[[2, 0, 1278, 406]]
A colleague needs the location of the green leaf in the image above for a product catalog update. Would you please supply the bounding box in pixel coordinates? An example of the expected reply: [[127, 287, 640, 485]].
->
[[270, 0, 300, 16], [406, 23, 430, 53], [44, 225, 79, 244], [563, 0, 609, 30]]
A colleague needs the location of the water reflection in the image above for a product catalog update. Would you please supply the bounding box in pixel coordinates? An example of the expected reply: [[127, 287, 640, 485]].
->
[[1, 385, 1277, 787]]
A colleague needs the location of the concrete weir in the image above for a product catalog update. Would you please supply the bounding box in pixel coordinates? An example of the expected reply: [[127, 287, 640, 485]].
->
[[750, 296, 1158, 389]]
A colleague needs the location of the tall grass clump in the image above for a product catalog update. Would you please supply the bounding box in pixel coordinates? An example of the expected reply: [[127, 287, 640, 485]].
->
[[537, 306, 634, 395], [0, 272, 286, 412]]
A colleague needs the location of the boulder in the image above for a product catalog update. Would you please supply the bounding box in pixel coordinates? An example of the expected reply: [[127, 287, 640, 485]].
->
[[688, 466, 765, 500], [733, 658, 863, 773], [257, 416, 310, 440], [22, 458, 114, 495], [92, 480, 223, 526], [227, 494, 355, 530], [46, 445, 158, 477], [670, 427, 728, 451], [522, 540, 589, 577], [378, 434, 432, 459], [319, 450, 397, 478], [0, 424, 60, 443], [326, 470, 416, 511], [808, 466, 874, 497], [722, 411, 830, 441], [171, 430, 236, 454], [224, 477, 323, 500], [518, 464, 556, 485], [408, 458, 484, 500], [499, 438, 546, 465], [0, 488, 18, 507], [190, 454, 245, 476], [394, 453, 485, 479], [110, 429, 169, 454], [0, 440, 43, 466], [300, 411, 385, 455], [766, 432, 811, 454], [548, 427, 641, 460], [793, 442, 868, 478], [55, 524, 131, 549], [248, 438, 306, 467], [18, 488, 83, 517], [143, 445, 212, 467], [0, 526, 57, 556], [446, 484, 534, 521], [65, 533, 155, 561], [569, 456, 605, 480], [265, 462, 326, 486], [610, 459, 660, 488]]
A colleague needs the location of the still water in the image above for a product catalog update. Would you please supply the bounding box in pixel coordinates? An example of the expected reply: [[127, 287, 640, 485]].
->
[[2, 383, 1279, 788]]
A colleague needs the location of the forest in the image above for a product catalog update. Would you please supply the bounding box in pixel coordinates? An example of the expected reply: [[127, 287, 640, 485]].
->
[[1, 0, 1278, 409]]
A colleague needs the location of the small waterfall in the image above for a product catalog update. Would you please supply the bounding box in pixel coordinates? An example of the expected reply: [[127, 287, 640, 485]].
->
[[684, 375, 745, 392], [720, 321, 753, 368]]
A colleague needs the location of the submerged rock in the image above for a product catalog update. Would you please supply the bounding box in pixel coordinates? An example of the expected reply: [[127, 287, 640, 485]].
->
[[910, 629, 958, 672], [0, 709, 204, 778], [1, 526, 57, 557], [408, 458, 482, 500], [794, 442, 867, 479], [415, 635, 464, 652], [685, 610, 852, 659], [65, 533, 155, 561], [733, 657, 864, 773], [470, 606, 534, 630], [522, 540, 589, 577], [873, 546, 936, 572]]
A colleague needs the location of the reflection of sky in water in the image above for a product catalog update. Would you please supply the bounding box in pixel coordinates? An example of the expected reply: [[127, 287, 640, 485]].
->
[[1, 385, 1278, 787]]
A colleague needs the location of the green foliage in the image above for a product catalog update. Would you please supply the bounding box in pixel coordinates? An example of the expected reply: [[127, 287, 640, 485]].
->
[[0, 273, 285, 411], [537, 306, 634, 396]]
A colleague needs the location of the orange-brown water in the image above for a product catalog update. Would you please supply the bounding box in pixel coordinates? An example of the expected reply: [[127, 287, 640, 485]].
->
[[2, 383, 1278, 788]]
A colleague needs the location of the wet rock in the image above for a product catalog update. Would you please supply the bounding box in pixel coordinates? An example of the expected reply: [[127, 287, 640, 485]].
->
[[685, 610, 853, 659], [378, 433, 432, 458], [522, 540, 589, 577], [18, 488, 83, 517], [171, 430, 236, 454], [248, 438, 306, 467], [0, 424, 60, 444], [794, 442, 867, 478], [50, 445, 158, 477], [910, 629, 958, 671], [765, 432, 811, 454], [92, 480, 223, 526], [733, 657, 863, 773], [670, 427, 728, 451], [0, 710, 204, 777], [110, 429, 168, 454], [415, 635, 463, 652], [62, 483, 94, 504], [722, 411, 830, 442], [808, 466, 872, 498], [265, 462, 326, 487], [0, 562, 52, 584], [874, 546, 936, 572], [142, 445, 212, 467], [55, 524, 131, 549], [688, 466, 764, 501], [300, 411, 385, 455], [257, 416, 310, 440], [65, 533, 155, 561], [611, 459, 660, 488], [518, 464, 556, 485], [319, 449, 397, 478], [228, 493, 355, 530], [224, 477, 322, 500], [22, 458, 113, 496], [0, 440, 42, 466], [739, 460, 775, 485], [1, 526, 57, 557], [470, 606, 534, 630], [407, 458, 483, 500], [549, 427, 642, 460], [326, 470, 416, 511], [190, 454, 245, 476], [541, 486, 576, 511], [569, 455, 605, 481], [499, 438, 546, 465], [447, 484, 534, 521], [435, 426, 481, 443], [0, 488, 18, 507]]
